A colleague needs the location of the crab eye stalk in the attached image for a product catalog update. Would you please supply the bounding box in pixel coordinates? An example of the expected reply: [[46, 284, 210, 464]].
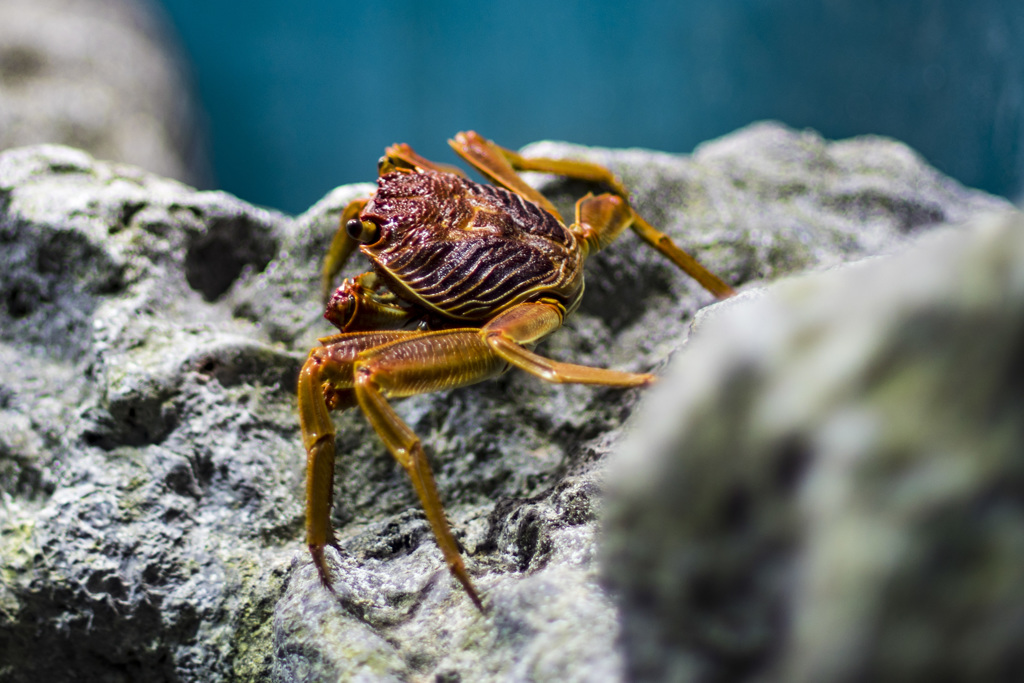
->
[[346, 218, 380, 244]]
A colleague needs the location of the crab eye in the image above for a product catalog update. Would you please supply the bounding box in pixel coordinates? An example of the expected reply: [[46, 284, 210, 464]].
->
[[346, 218, 380, 244]]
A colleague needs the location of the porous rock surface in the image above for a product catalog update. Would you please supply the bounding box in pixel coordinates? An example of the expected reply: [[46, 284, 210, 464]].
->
[[0, 123, 1011, 681]]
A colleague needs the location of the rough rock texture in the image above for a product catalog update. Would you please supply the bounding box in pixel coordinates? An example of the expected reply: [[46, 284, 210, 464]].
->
[[0, 0, 208, 187], [0, 123, 1011, 681], [605, 210, 1024, 683]]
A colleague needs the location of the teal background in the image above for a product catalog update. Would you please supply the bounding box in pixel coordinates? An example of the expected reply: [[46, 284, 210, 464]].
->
[[157, 1, 1024, 214]]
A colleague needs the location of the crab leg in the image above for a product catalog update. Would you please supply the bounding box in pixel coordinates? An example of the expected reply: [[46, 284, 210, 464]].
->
[[321, 198, 370, 302], [381, 142, 468, 177], [302, 328, 510, 609], [449, 130, 736, 299], [482, 301, 654, 386], [302, 307, 655, 610], [573, 192, 635, 253], [351, 322, 652, 609], [354, 374, 488, 610], [298, 331, 421, 587], [298, 352, 339, 576], [448, 131, 563, 219], [347, 330, 511, 610], [627, 213, 736, 299], [573, 192, 736, 299], [451, 131, 631, 216]]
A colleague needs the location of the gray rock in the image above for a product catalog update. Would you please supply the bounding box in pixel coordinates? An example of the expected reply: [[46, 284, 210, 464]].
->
[[0, 0, 209, 187], [606, 210, 1024, 682], [0, 123, 1010, 681]]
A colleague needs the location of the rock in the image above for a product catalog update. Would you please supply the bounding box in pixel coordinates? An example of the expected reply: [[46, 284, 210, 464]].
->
[[606, 210, 1024, 682], [0, 123, 1011, 681], [0, 0, 209, 187]]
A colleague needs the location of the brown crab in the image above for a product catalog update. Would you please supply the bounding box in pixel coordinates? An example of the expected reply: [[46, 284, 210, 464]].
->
[[298, 131, 734, 610]]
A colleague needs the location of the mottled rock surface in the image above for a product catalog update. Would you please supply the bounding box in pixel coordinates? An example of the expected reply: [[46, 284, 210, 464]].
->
[[0, 0, 208, 186], [606, 210, 1024, 682], [0, 123, 1011, 681]]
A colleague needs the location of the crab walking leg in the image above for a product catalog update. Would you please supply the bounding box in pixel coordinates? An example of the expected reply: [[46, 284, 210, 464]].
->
[[573, 192, 635, 252], [482, 301, 656, 386], [350, 331, 511, 610], [298, 352, 339, 582], [628, 213, 736, 299], [298, 330, 422, 587], [449, 130, 736, 300], [382, 142, 468, 177], [574, 193, 736, 299], [345, 311, 655, 610], [354, 377, 486, 610], [451, 130, 631, 212], [448, 131, 563, 220], [321, 197, 370, 302]]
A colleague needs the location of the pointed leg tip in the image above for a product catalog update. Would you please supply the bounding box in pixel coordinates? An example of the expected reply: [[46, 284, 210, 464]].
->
[[716, 284, 738, 299], [309, 543, 338, 594], [451, 568, 486, 612], [462, 580, 486, 613]]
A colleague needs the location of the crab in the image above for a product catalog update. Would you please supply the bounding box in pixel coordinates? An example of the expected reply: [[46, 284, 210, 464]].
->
[[298, 131, 735, 610]]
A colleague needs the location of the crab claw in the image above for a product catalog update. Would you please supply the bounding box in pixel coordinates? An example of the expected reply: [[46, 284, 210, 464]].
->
[[324, 283, 357, 331], [323, 273, 417, 333]]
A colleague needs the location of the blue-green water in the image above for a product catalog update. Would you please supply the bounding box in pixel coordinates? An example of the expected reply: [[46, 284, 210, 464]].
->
[[158, 0, 1024, 214]]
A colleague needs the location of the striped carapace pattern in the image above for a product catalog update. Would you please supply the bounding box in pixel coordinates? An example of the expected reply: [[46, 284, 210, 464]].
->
[[359, 170, 585, 321]]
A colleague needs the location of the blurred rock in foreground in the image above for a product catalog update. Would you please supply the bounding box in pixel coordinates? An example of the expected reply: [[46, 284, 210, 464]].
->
[[0, 0, 209, 187], [0, 123, 1013, 681], [607, 210, 1024, 682]]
